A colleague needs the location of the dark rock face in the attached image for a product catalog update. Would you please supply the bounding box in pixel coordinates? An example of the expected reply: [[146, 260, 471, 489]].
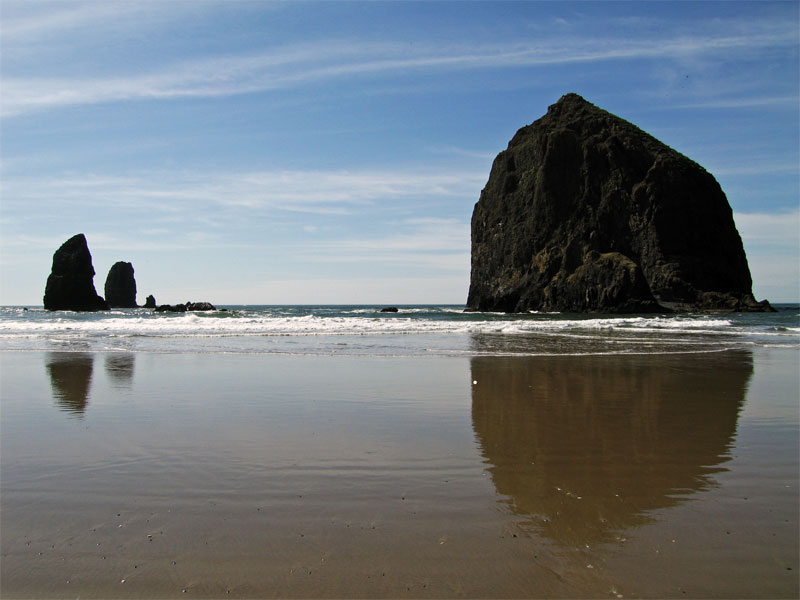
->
[[466, 93, 773, 313], [186, 301, 216, 311], [43, 234, 109, 311], [104, 261, 138, 308], [144, 295, 157, 309], [155, 301, 217, 313], [379, 307, 399, 313], [155, 304, 186, 313]]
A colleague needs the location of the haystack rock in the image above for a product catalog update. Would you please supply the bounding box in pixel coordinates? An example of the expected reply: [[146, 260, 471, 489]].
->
[[466, 93, 773, 313], [43, 234, 109, 311], [104, 261, 138, 308]]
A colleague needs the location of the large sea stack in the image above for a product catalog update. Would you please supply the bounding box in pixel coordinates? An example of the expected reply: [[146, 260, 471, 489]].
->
[[104, 261, 138, 308], [43, 234, 109, 311], [466, 93, 772, 313]]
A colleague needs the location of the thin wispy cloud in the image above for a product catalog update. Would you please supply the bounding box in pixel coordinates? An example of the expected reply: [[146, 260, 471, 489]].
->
[[735, 209, 800, 299], [308, 218, 469, 255], [0, 0, 221, 41], [2, 15, 796, 117], [734, 208, 800, 247], [0, 2, 144, 39], [709, 162, 800, 177], [220, 275, 469, 305], [661, 96, 798, 110], [0, 168, 485, 214], [428, 145, 496, 161]]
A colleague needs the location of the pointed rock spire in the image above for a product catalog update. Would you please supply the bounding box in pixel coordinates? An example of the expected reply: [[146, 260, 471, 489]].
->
[[44, 234, 109, 311]]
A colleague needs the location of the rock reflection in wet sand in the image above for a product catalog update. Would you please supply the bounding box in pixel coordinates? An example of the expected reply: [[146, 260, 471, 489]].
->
[[45, 352, 95, 415], [104, 352, 135, 386], [471, 351, 751, 547]]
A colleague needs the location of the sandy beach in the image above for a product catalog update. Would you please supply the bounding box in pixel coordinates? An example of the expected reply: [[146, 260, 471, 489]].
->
[[1, 348, 797, 598]]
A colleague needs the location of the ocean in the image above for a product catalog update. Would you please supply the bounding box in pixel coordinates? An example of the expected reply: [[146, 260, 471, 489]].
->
[[1, 304, 798, 356]]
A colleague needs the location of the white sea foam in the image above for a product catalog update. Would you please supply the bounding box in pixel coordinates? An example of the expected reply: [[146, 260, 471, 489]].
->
[[0, 313, 738, 337], [1, 306, 797, 355]]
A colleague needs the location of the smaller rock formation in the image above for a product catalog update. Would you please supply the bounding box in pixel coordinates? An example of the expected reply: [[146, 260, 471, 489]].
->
[[155, 304, 186, 313], [143, 295, 157, 309], [186, 301, 217, 311], [379, 307, 399, 313], [43, 234, 109, 311], [155, 304, 184, 313], [155, 301, 217, 313], [104, 261, 138, 308]]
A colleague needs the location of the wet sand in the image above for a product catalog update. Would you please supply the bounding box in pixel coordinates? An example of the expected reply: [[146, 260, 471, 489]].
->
[[1, 348, 797, 598]]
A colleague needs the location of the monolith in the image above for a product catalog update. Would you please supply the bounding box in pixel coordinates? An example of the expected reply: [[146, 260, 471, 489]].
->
[[104, 261, 138, 308], [43, 234, 109, 311], [466, 93, 773, 313]]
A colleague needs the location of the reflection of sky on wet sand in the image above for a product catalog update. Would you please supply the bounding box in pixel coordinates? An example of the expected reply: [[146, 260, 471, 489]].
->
[[471, 351, 752, 548]]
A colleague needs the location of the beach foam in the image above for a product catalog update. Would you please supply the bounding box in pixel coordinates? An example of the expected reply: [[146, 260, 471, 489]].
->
[[1, 306, 797, 355]]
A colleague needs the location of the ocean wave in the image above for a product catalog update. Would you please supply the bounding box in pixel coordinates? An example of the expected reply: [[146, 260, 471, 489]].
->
[[0, 313, 739, 337], [1, 306, 797, 355]]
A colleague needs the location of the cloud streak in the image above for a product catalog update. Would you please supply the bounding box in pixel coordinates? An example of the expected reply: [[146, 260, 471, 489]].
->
[[298, 218, 470, 268], [734, 208, 800, 247], [2, 14, 796, 117], [0, 168, 485, 215]]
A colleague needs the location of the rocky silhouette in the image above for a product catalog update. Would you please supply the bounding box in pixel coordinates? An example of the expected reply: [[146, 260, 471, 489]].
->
[[43, 234, 109, 311], [144, 295, 157, 309], [155, 301, 217, 313], [466, 93, 773, 313], [104, 261, 138, 308]]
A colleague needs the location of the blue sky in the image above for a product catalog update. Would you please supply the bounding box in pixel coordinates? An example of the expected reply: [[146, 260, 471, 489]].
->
[[1, 0, 798, 305]]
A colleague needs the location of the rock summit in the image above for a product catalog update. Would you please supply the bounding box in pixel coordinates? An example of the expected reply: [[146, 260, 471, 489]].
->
[[466, 93, 772, 313]]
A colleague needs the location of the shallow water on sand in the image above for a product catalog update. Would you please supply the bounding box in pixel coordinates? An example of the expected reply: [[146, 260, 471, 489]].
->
[[1, 347, 797, 598]]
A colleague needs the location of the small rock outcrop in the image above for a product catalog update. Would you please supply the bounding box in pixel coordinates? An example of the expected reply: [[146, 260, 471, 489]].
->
[[155, 304, 186, 313], [379, 307, 399, 313], [43, 234, 109, 311], [104, 261, 138, 308], [155, 301, 217, 313], [144, 295, 157, 309], [186, 301, 217, 311], [466, 93, 773, 313]]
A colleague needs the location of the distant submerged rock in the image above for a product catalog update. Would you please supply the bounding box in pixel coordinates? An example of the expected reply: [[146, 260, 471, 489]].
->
[[466, 93, 773, 313], [104, 261, 138, 308], [43, 234, 109, 311]]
